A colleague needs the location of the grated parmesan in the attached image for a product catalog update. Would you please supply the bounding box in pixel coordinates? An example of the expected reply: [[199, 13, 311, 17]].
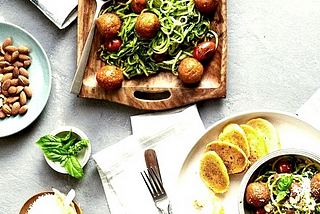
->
[[27, 190, 77, 214]]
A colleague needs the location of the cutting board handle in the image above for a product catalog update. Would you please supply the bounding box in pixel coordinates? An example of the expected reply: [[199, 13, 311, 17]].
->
[[133, 90, 171, 101]]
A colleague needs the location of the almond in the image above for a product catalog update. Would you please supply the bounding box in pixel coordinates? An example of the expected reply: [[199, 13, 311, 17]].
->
[[19, 105, 28, 115], [12, 67, 19, 78], [11, 102, 20, 116], [23, 60, 31, 68], [2, 79, 11, 91], [18, 75, 29, 86], [2, 104, 11, 115], [2, 73, 13, 82], [8, 86, 17, 95], [18, 46, 30, 54], [4, 52, 12, 62], [0, 61, 10, 67], [6, 96, 19, 104], [3, 66, 14, 73], [19, 91, 27, 105], [13, 61, 23, 68], [0, 110, 6, 119], [16, 85, 24, 94], [19, 67, 29, 78], [2, 38, 12, 49], [11, 50, 19, 62], [10, 78, 19, 86], [18, 54, 30, 62], [24, 86, 32, 98], [4, 45, 18, 53]]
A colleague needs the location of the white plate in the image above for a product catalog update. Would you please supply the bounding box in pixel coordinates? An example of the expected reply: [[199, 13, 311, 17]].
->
[[45, 126, 91, 174], [173, 110, 320, 214], [0, 22, 51, 137]]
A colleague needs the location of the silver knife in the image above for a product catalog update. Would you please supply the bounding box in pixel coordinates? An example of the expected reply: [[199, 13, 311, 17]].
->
[[70, 0, 108, 94]]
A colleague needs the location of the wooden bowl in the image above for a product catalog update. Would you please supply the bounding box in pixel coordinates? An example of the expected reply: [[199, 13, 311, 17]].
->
[[19, 191, 82, 214]]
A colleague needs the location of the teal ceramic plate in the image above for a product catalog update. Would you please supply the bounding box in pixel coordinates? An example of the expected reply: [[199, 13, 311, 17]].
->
[[0, 22, 51, 137]]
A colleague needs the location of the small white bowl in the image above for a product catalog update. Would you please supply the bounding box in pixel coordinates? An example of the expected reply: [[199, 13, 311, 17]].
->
[[44, 126, 91, 174]]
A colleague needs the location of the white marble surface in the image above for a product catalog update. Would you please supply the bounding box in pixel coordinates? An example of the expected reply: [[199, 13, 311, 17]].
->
[[0, 0, 320, 213]]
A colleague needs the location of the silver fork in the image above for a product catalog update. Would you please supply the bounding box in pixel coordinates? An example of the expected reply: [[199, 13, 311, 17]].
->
[[70, 0, 108, 94], [141, 168, 171, 214]]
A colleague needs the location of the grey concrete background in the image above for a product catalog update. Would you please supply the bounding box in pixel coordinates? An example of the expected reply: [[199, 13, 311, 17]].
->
[[1, 0, 320, 213]]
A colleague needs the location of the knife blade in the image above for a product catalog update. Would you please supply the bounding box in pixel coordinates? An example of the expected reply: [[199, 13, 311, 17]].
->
[[144, 149, 162, 182]]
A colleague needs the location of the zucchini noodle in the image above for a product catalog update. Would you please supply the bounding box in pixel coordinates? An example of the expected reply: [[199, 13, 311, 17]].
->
[[99, 0, 218, 79], [252, 156, 320, 214]]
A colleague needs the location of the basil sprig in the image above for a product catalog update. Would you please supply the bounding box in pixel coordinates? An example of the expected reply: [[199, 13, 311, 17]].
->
[[36, 130, 89, 179], [275, 175, 293, 202]]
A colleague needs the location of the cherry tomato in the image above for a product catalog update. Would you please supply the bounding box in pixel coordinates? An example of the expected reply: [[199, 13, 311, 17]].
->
[[131, 0, 146, 13], [104, 38, 122, 52], [153, 51, 167, 62], [276, 161, 293, 173], [193, 41, 216, 61]]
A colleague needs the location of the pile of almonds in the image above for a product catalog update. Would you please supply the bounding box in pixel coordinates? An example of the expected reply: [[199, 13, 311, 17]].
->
[[0, 37, 32, 119]]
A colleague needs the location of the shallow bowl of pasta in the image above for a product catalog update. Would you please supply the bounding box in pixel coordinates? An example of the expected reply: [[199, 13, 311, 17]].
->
[[238, 148, 320, 214]]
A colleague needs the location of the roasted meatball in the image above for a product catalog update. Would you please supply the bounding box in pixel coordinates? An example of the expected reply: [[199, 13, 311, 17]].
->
[[194, 0, 219, 13], [96, 65, 124, 90], [311, 173, 320, 198], [96, 13, 121, 38], [245, 182, 270, 207], [178, 57, 204, 84], [135, 12, 160, 38]]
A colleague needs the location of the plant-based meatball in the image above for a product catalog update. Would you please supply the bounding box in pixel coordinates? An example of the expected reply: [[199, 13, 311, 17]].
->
[[311, 173, 320, 198], [135, 12, 160, 38], [96, 13, 121, 38], [178, 57, 204, 84], [194, 0, 219, 13], [96, 65, 124, 90], [131, 0, 146, 13], [245, 182, 270, 207]]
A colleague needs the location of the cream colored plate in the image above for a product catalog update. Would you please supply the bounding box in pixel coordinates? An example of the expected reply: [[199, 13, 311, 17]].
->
[[173, 110, 320, 214]]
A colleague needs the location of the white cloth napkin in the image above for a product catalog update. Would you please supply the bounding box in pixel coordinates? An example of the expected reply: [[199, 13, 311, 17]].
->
[[296, 88, 320, 131], [92, 104, 205, 214], [29, 0, 78, 29]]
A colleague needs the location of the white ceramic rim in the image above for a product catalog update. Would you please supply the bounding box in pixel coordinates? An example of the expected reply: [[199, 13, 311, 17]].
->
[[44, 126, 91, 174]]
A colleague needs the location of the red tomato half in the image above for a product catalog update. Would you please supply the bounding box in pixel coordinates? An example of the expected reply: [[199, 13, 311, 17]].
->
[[104, 38, 122, 52]]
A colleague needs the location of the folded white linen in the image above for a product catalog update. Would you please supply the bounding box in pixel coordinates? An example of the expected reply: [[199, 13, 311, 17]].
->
[[93, 104, 205, 214], [296, 88, 320, 131], [29, 0, 77, 29]]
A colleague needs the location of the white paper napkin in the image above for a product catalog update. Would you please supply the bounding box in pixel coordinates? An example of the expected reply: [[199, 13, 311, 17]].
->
[[296, 88, 320, 131], [93, 104, 205, 214], [29, 0, 78, 29]]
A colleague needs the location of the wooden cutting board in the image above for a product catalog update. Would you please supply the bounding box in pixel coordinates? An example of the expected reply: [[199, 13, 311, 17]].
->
[[76, 0, 227, 110]]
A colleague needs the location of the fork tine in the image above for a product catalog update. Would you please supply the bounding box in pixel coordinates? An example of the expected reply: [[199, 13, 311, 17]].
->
[[141, 170, 155, 197], [149, 168, 166, 195], [141, 167, 166, 199]]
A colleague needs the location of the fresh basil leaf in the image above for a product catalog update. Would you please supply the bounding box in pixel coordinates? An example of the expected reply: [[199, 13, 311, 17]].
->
[[64, 155, 84, 179], [277, 175, 293, 191], [62, 138, 78, 150], [60, 130, 73, 143], [44, 151, 65, 162], [276, 190, 289, 202], [42, 148, 68, 155], [36, 135, 62, 147], [68, 139, 89, 155]]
